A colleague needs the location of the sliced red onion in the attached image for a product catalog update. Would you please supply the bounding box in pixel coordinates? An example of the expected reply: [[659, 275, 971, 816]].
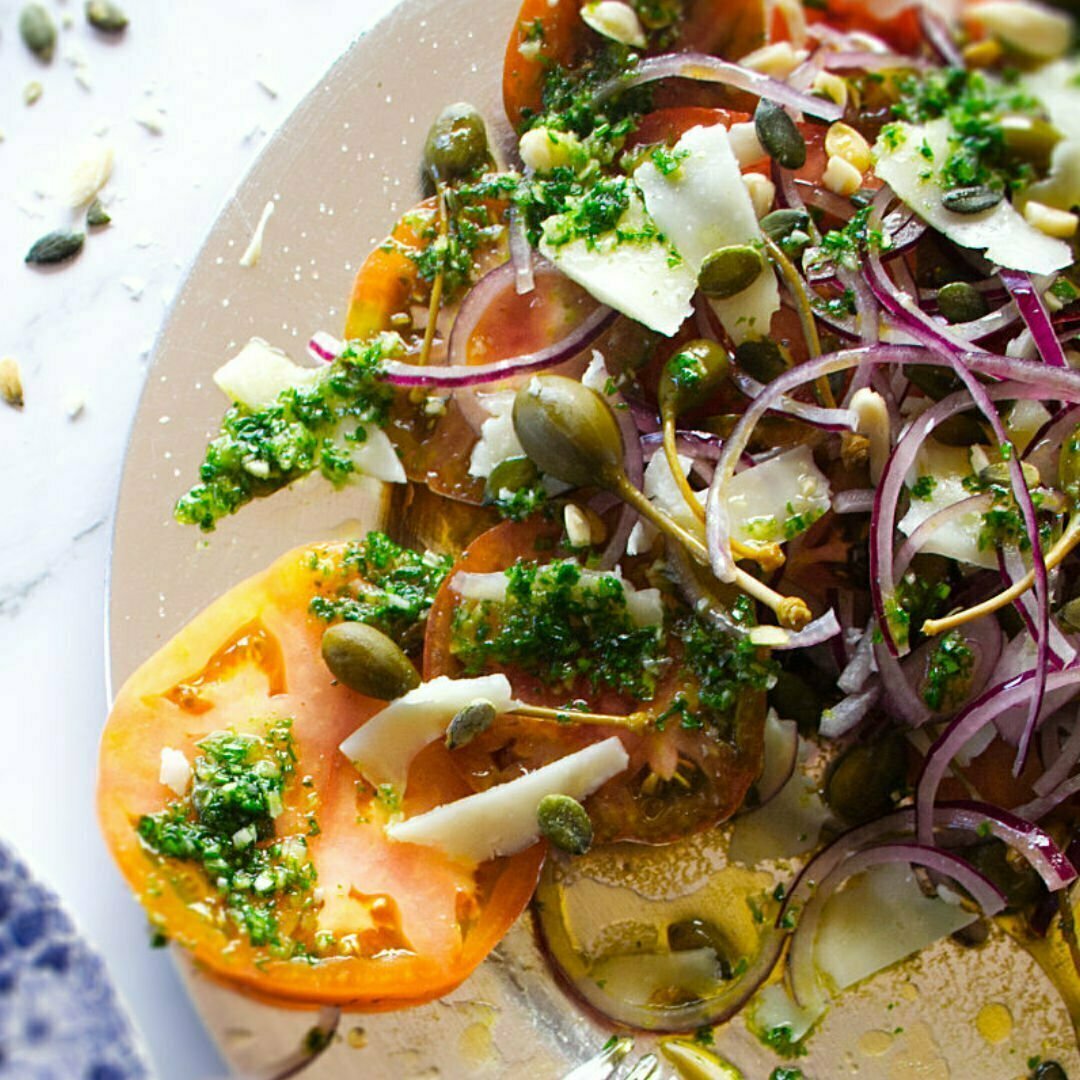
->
[[875, 639, 931, 726], [786, 842, 1006, 1010], [640, 429, 722, 463], [1016, 774, 1080, 822], [819, 50, 931, 72], [916, 668, 1080, 845], [795, 180, 859, 222], [768, 609, 843, 651], [1000, 268, 1068, 368], [838, 620, 876, 694], [597, 355, 644, 571], [508, 206, 535, 296], [833, 489, 875, 515], [820, 683, 881, 738], [732, 371, 859, 432], [595, 53, 844, 121], [919, 6, 962, 65], [308, 331, 341, 364], [381, 303, 617, 387], [1035, 704, 1080, 797]]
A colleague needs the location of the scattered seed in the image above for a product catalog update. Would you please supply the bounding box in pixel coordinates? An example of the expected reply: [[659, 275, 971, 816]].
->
[[759, 208, 810, 244], [698, 244, 764, 299], [19, 4, 57, 61], [937, 281, 989, 324], [536, 793, 593, 855], [85, 0, 128, 33], [735, 339, 788, 383], [0, 359, 24, 409], [87, 198, 112, 227], [445, 699, 497, 750], [24, 81, 44, 107], [25, 229, 85, 265], [754, 98, 807, 170], [941, 185, 1003, 215]]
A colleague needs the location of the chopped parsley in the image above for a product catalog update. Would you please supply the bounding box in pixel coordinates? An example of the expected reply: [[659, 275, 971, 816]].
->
[[910, 475, 937, 501], [137, 719, 317, 956], [770, 1069, 805, 1080], [307, 532, 452, 649], [885, 571, 952, 651], [649, 145, 689, 176], [892, 66, 1044, 193], [491, 482, 550, 522], [174, 334, 399, 532], [450, 559, 665, 699], [761, 1024, 808, 1059], [813, 206, 893, 273], [921, 629, 974, 711]]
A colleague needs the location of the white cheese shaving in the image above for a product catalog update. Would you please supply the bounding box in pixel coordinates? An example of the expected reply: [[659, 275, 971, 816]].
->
[[468, 391, 524, 478], [340, 674, 518, 796], [539, 188, 696, 336], [337, 424, 406, 484], [239, 200, 276, 268], [159, 747, 192, 797], [897, 439, 996, 569], [626, 450, 699, 555], [723, 445, 832, 545], [213, 339, 319, 410], [874, 118, 1072, 275], [386, 737, 630, 864], [636, 124, 780, 344]]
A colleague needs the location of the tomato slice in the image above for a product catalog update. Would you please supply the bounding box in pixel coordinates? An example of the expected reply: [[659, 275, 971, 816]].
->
[[99, 542, 543, 1007], [424, 519, 768, 845]]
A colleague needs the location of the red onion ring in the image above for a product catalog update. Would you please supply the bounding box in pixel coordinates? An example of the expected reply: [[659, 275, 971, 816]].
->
[[1035, 704, 1080, 797], [508, 206, 535, 296], [732, 371, 859, 432], [1016, 774, 1080, 822], [833, 489, 875, 514], [819, 683, 881, 738], [596, 52, 844, 121], [1000, 268, 1068, 368], [891, 494, 993, 583], [919, 5, 963, 66]]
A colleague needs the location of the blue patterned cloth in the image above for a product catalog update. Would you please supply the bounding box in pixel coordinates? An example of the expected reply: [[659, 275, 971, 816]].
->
[[0, 841, 149, 1079]]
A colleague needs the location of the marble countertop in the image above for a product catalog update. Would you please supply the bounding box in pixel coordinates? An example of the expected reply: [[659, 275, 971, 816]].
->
[[0, 2, 399, 1074]]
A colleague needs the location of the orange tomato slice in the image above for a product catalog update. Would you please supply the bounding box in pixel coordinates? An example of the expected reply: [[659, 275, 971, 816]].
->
[[99, 541, 543, 1008]]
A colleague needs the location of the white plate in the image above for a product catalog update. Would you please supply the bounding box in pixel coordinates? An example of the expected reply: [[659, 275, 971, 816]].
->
[[107, 0, 1080, 1074]]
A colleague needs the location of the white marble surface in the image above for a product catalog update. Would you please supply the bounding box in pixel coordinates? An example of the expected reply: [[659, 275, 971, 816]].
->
[[0, 2, 400, 1074]]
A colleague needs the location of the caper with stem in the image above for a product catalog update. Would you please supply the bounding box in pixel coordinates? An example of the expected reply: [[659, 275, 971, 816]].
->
[[422, 103, 492, 185], [512, 375, 812, 630]]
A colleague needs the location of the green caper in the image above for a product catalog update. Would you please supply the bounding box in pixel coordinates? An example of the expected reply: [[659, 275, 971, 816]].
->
[[1059, 428, 1080, 501], [512, 375, 625, 490], [666, 918, 733, 978], [537, 793, 593, 855], [698, 245, 765, 300], [658, 339, 731, 417], [937, 281, 989, 325], [768, 669, 825, 733], [321, 622, 420, 700], [824, 734, 907, 824], [906, 364, 963, 401], [1001, 115, 1062, 171], [445, 698, 497, 749], [734, 339, 788, 384], [759, 208, 810, 244], [423, 103, 491, 183], [1033, 1062, 1069, 1080], [754, 98, 807, 171], [941, 185, 1003, 215], [483, 455, 539, 503]]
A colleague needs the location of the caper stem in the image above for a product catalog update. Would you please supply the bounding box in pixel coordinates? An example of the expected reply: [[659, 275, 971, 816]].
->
[[610, 472, 810, 629], [660, 413, 784, 571], [763, 235, 835, 409], [513, 702, 648, 732], [922, 515, 1080, 637], [417, 187, 449, 368], [662, 412, 707, 524]]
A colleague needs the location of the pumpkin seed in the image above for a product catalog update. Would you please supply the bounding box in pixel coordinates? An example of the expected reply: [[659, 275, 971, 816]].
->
[[25, 230, 85, 265], [445, 699, 497, 749], [937, 281, 989, 324], [536, 793, 593, 855], [483, 455, 539, 503], [86, 198, 112, 227], [941, 185, 1003, 215], [754, 98, 806, 170], [698, 244, 764, 299], [85, 0, 128, 33], [19, 4, 56, 61], [759, 207, 809, 243]]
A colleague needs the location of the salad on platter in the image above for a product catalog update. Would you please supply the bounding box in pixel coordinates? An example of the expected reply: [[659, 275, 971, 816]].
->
[[99, 0, 1080, 1072]]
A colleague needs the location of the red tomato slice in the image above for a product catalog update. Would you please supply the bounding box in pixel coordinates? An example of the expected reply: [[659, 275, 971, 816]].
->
[[424, 519, 767, 845], [99, 542, 543, 1007]]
